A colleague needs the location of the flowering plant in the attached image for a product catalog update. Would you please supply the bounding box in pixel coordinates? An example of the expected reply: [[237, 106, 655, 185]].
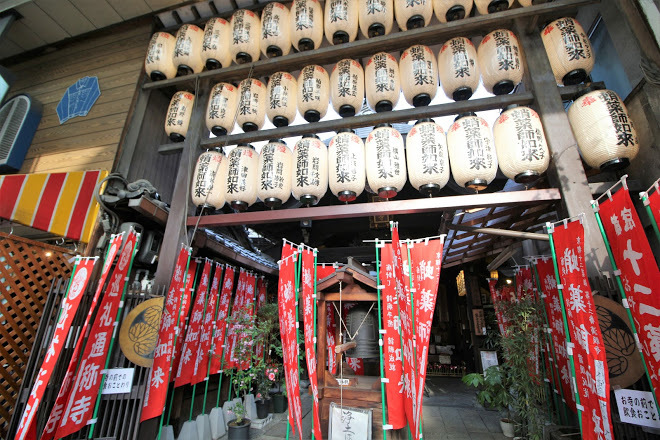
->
[[228, 401, 247, 425]]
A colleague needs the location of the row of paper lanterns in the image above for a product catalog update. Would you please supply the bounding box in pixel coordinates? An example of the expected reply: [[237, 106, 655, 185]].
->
[[146, 0, 594, 89]]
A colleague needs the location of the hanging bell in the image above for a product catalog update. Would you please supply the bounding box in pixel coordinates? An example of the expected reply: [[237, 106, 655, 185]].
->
[[267, 72, 298, 127], [202, 18, 232, 70], [261, 2, 292, 58], [145, 32, 177, 81], [345, 304, 380, 359], [297, 65, 330, 122], [358, 0, 394, 38], [395, 0, 433, 30], [229, 9, 261, 64], [173, 24, 205, 76], [432, 0, 474, 23], [324, 0, 359, 45], [330, 59, 365, 118], [474, 0, 513, 15], [206, 82, 238, 136]]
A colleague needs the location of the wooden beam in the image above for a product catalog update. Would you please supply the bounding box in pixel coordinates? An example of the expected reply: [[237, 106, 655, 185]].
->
[[128, 196, 168, 226], [192, 231, 278, 276]]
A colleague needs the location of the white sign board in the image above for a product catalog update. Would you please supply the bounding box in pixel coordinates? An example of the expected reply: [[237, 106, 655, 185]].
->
[[614, 389, 660, 428], [329, 403, 371, 440], [480, 350, 499, 372], [101, 368, 134, 395]]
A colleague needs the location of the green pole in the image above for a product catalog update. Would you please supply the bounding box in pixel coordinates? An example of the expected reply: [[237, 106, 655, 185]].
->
[[286, 249, 303, 440], [390, 222, 408, 436], [311, 250, 319, 440], [203, 263, 224, 415], [546, 224, 583, 436], [374, 239, 389, 440], [405, 241, 423, 439], [88, 234, 140, 439], [640, 192, 660, 244], [591, 201, 660, 414]]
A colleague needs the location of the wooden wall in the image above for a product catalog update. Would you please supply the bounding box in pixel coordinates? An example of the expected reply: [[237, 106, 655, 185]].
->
[[4, 18, 152, 174]]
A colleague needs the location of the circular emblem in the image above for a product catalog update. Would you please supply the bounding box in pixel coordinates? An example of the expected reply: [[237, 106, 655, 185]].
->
[[103, 244, 117, 272], [118, 239, 133, 270], [119, 297, 165, 367], [68, 267, 88, 301]]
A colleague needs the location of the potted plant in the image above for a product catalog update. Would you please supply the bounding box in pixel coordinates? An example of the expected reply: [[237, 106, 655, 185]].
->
[[463, 365, 515, 437], [253, 361, 273, 419], [227, 400, 250, 440]]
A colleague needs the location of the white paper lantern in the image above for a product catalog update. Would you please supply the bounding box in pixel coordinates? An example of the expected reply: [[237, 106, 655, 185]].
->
[[541, 17, 594, 86], [145, 32, 177, 81], [202, 18, 232, 70], [191, 150, 228, 210], [290, 0, 324, 52], [267, 72, 298, 127], [447, 113, 498, 191], [324, 0, 359, 45], [365, 124, 407, 199], [330, 59, 365, 117], [165, 91, 195, 142], [206, 83, 239, 136], [292, 135, 329, 206], [359, 0, 394, 38], [229, 9, 261, 64], [478, 29, 523, 95], [568, 89, 639, 171], [399, 45, 438, 107], [297, 65, 330, 122], [365, 52, 400, 112], [493, 106, 550, 183], [328, 129, 366, 202], [395, 0, 433, 30], [237, 78, 267, 132], [226, 144, 259, 211], [518, 0, 536, 6], [432, 0, 474, 23], [257, 140, 293, 208], [406, 119, 450, 196], [474, 0, 513, 15], [438, 37, 480, 101], [173, 24, 205, 76], [261, 2, 292, 58]]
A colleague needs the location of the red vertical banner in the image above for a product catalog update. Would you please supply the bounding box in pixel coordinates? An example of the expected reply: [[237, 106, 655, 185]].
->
[[599, 189, 660, 398], [347, 358, 365, 375], [278, 244, 303, 439], [140, 246, 191, 422], [255, 277, 267, 362], [647, 186, 660, 228], [535, 257, 577, 413], [16, 257, 97, 440], [225, 270, 247, 369], [211, 265, 235, 375], [552, 220, 613, 440], [516, 266, 534, 300], [193, 263, 223, 384], [301, 248, 322, 440], [238, 273, 256, 371], [409, 238, 443, 429], [56, 230, 139, 437], [171, 261, 198, 380], [487, 279, 507, 335], [326, 303, 337, 375], [175, 260, 212, 387]]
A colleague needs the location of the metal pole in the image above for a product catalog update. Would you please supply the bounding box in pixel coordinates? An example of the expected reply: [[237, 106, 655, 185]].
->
[[311, 250, 319, 440], [375, 239, 389, 440], [203, 264, 224, 415]]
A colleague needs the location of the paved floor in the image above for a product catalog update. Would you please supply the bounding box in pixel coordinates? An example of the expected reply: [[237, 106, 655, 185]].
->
[[250, 377, 509, 439]]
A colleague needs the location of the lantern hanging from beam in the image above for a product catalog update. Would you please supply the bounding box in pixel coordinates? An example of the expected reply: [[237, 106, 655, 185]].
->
[[541, 17, 594, 86], [290, 0, 324, 52], [229, 9, 261, 64], [365, 52, 400, 112], [237, 78, 267, 132], [324, 0, 359, 45], [406, 118, 450, 197], [328, 129, 366, 203], [400, 44, 438, 107], [260, 2, 291, 58], [206, 82, 238, 136], [297, 65, 330, 122], [365, 124, 407, 199], [474, 0, 513, 15], [395, 0, 433, 30], [257, 139, 293, 209], [226, 144, 259, 211], [173, 24, 205, 76], [432, 0, 473, 23], [358, 0, 394, 38], [266, 72, 298, 127], [493, 106, 550, 184], [191, 149, 228, 210], [165, 91, 195, 142], [202, 18, 232, 70], [478, 29, 523, 95], [518, 0, 538, 6], [330, 59, 365, 118], [447, 113, 498, 191], [567, 89, 639, 171], [292, 134, 329, 206], [145, 32, 177, 81], [438, 37, 480, 101]]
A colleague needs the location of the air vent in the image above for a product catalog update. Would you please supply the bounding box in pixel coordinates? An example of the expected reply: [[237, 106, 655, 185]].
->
[[0, 95, 42, 173]]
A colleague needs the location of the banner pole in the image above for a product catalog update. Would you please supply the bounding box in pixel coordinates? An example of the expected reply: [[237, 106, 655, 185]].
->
[[216, 269, 237, 409], [405, 242, 423, 439], [203, 264, 224, 415], [293, 248, 303, 438], [374, 240, 389, 440], [640, 192, 660, 244], [311, 250, 319, 440], [547, 226, 583, 436], [87, 234, 140, 439], [591, 201, 660, 414], [188, 261, 213, 421]]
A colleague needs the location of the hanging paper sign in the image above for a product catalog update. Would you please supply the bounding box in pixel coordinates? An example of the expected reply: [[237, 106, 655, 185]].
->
[[41, 233, 123, 440], [16, 257, 97, 440], [327, 302, 338, 375], [175, 260, 212, 387], [140, 246, 191, 423], [171, 261, 198, 380], [599, 189, 660, 398], [211, 265, 235, 374], [515, 266, 534, 300], [101, 368, 135, 395], [551, 220, 613, 439], [56, 230, 138, 438], [255, 277, 267, 362], [614, 389, 660, 428], [192, 263, 223, 384], [301, 248, 322, 440], [379, 244, 406, 430]]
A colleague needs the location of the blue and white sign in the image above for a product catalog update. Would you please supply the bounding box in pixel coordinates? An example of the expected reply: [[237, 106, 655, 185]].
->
[[56, 76, 101, 124]]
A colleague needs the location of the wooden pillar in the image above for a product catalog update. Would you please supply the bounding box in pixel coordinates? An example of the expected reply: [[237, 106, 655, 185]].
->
[[317, 299, 327, 390], [515, 19, 612, 276]]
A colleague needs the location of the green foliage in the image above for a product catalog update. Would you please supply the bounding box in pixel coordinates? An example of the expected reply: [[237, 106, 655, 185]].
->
[[462, 366, 513, 418], [229, 400, 247, 425]]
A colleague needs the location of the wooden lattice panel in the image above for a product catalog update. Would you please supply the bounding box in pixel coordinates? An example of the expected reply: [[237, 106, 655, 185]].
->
[[0, 232, 72, 438]]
